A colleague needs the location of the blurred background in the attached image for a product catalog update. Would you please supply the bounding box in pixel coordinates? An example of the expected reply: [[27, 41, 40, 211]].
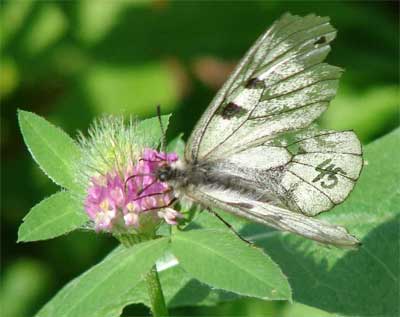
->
[[1, 1, 398, 316]]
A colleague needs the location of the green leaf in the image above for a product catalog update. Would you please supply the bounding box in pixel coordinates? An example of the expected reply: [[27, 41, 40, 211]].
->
[[162, 265, 239, 308], [36, 238, 169, 317], [18, 110, 80, 190], [248, 128, 400, 316], [18, 191, 88, 242], [136, 114, 171, 150], [121, 258, 240, 309], [167, 133, 185, 157], [171, 229, 291, 300], [281, 302, 336, 317]]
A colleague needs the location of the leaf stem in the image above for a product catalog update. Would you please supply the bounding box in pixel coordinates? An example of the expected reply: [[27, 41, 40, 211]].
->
[[115, 233, 169, 317], [145, 265, 169, 317]]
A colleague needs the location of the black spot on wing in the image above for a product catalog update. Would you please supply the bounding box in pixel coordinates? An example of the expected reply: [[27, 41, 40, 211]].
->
[[217, 102, 247, 119], [245, 77, 264, 89], [314, 36, 326, 45]]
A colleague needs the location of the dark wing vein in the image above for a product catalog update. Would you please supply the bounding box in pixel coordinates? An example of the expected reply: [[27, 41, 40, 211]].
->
[[285, 130, 354, 147], [245, 19, 332, 82], [249, 99, 331, 120], [287, 169, 336, 205], [191, 28, 273, 161]]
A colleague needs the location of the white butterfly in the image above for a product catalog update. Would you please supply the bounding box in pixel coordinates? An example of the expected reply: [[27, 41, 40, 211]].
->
[[159, 13, 363, 247]]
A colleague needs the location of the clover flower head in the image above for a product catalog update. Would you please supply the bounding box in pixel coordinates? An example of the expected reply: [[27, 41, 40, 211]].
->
[[76, 116, 183, 233]]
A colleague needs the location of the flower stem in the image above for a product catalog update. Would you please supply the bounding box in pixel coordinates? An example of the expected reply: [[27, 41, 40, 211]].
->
[[115, 233, 169, 317], [116, 233, 143, 246], [145, 265, 169, 317]]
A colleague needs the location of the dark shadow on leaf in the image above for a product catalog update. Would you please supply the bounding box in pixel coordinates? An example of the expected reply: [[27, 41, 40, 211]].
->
[[168, 278, 239, 309], [249, 216, 399, 316], [168, 279, 214, 308]]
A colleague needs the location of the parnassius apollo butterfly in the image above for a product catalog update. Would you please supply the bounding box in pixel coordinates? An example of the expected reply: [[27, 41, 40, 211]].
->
[[154, 13, 363, 247]]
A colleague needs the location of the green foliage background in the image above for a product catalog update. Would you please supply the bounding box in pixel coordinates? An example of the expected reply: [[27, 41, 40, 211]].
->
[[1, 1, 398, 316]]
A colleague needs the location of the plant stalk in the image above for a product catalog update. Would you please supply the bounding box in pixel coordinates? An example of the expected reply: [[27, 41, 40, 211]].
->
[[115, 233, 169, 317], [145, 265, 169, 317]]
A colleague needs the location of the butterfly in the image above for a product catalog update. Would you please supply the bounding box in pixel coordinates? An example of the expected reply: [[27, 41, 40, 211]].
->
[[154, 13, 363, 247]]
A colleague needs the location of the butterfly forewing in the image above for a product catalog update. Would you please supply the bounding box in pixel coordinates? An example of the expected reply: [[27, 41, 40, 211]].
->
[[186, 13, 341, 162]]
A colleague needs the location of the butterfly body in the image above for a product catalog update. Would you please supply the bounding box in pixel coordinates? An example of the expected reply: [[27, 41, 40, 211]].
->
[[158, 160, 280, 204]]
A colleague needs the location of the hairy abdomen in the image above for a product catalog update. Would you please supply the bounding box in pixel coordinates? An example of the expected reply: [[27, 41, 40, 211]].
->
[[174, 161, 282, 203]]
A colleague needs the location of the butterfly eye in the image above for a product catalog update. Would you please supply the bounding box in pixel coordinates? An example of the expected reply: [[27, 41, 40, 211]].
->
[[158, 171, 169, 182], [156, 166, 172, 182]]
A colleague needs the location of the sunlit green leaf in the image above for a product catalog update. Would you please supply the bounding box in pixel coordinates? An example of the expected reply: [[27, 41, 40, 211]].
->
[[36, 238, 169, 317], [171, 229, 291, 300], [167, 133, 185, 157], [281, 302, 335, 317], [18, 110, 80, 190], [18, 191, 87, 242], [121, 260, 240, 309]]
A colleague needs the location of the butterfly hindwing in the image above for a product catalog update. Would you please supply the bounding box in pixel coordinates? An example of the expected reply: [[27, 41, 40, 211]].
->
[[206, 129, 363, 216], [272, 129, 363, 215]]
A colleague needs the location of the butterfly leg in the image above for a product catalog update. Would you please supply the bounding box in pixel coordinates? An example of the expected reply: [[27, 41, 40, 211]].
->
[[207, 208, 253, 246]]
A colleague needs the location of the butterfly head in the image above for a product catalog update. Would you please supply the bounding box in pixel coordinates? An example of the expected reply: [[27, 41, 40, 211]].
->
[[155, 164, 174, 182]]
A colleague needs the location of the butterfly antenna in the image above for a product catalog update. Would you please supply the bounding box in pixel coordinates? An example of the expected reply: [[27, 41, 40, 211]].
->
[[157, 104, 167, 152]]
